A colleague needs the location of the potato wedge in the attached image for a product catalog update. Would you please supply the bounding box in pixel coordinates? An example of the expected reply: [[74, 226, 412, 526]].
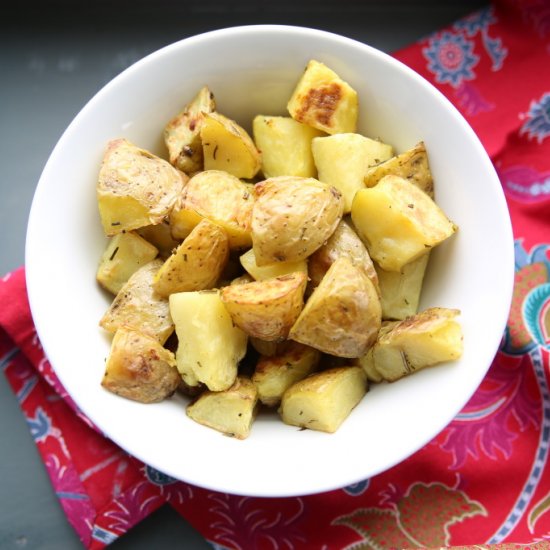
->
[[169, 290, 248, 391], [289, 256, 381, 358], [164, 86, 216, 174], [252, 342, 320, 406], [351, 175, 456, 271], [252, 115, 323, 178], [153, 219, 229, 297], [376, 254, 429, 320], [353, 322, 395, 383], [312, 133, 394, 212], [240, 248, 307, 281], [251, 176, 344, 265], [248, 337, 289, 357], [99, 259, 173, 344], [279, 366, 367, 433], [170, 170, 254, 248], [97, 139, 186, 235], [187, 376, 259, 439], [287, 59, 358, 134], [137, 220, 181, 259], [97, 231, 158, 295], [308, 219, 379, 294], [101, 327, 179, 403], [220, 271, 307, 341], [201, 112, 261, 179], [364, 141, 434, 198], [368, 308, 463, 382]]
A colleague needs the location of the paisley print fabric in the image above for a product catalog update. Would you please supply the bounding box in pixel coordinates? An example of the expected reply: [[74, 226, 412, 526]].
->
[[2, 0, 550, 547]]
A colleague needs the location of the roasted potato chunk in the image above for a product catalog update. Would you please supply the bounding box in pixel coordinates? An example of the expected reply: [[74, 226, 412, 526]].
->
[[169, 290, 248, 391], [287, 60, 358, 134], [97, 139, 186, 235], [153, 219, 229, 297], [280, 366, 367, 433], [170, 170, 254, 248], [376, 254, 429, 320], [240, 248, 307, 281], [364, 141, 434, 197], [251, 176, 344, 266], [366, 308, 463, 382], [220, 271, 307, 341], [201, 112, 261, 179], [101, 327, 179, 403], [137, 221, 180, 259], [252, 342, 320, 406], [252, 115, 323, 178], [164, 86, 216, 174], [308, 219, 379, 294], [99, 259, 173, 344], [351, 175, 456, 271], [97, 231, 158, 295], [187, 376, 259, 439], [312, 133, 394, 212], [290, 257, 381, 357]]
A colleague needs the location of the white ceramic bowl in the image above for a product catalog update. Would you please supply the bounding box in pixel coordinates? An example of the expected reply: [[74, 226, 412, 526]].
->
[[26, 25, 514, 497]]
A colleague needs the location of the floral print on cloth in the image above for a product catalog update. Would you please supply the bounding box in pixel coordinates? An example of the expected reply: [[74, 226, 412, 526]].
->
[[2, 0, 550, 547]]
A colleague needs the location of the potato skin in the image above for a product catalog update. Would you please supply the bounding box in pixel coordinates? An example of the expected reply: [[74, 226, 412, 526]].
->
[[97, 138, 186, 235], [102, 327, 179, 403], [220, 271, 307, 341], [280, 366, 367, 433], [289, 256, 381, 358], [251, 176, 344, 266], [153, 218, 229, 297]]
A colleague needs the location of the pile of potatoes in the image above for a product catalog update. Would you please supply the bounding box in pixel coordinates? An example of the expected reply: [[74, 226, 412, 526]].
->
[[95, 60, 463, 438]]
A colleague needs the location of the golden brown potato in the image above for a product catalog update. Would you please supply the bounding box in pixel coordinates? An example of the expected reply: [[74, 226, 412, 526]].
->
[[366, 308, 463, 382], [312, 133, 394, 212], [279, 366, 367, 433], [99, 259, 174, 344], [137, 220, 181, 259], [220, 271, 307, 341], [252, 342, 320, 406], [353, 322, 395, 383], [308, 219, 379, 295], [287, 60, 358, 135], [153, 219, 229, 297], [97, 139, 186, 235], [101, 327, 179, 403], [376, 254, 429, 320], [169, 290, 248, 391], [201, 112, 261, 179], [289, 256, 381, 357], [252, 115, 323, 178], [187, 376, 259, 439], [240, 248, 307, 281], [364, 141, 434, 198], [96, 231, 158, 295], [251, 176, 344, 266], [351, 175, 456, 272], [170, 170, 254, 248], [164, 86, 216, 174], [248, 337, 290, 357]]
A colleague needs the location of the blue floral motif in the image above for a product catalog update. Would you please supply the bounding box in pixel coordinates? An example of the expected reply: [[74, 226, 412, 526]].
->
[[423, 31, 479, 88], [454, 6, 496, 36], [342, 478, 370, 496], [520, 93, 550, 144], [26, 407, 53, 442], [144, 464, 177, 486]]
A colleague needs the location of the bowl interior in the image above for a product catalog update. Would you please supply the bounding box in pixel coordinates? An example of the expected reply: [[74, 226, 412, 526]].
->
[[26, 25, 514, 496]]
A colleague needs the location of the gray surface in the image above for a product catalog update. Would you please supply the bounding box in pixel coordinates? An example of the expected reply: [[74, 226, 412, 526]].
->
[[1, 1, 486, 548]]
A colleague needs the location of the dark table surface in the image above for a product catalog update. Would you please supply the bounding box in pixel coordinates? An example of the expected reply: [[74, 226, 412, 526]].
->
[[1, 1, 487, 547]]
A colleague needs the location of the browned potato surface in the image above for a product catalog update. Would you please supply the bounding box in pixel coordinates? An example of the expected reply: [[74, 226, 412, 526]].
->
[[220, 271, 307, 341], [101, 327, 179, 403], [289, 256, 381, 357], [279, 366, 367, 433], [170, 170, 254, 248], [164, 86, 216, 174], [153, 218, 229, 297], [97, 139, 186, 235], [99, 259, 174, 344], [251, 176, 344, 265], [240, 248, 307, 281]]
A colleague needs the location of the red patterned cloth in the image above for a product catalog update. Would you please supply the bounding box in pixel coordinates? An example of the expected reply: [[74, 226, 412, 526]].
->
[[2, 0, 550, 547]]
